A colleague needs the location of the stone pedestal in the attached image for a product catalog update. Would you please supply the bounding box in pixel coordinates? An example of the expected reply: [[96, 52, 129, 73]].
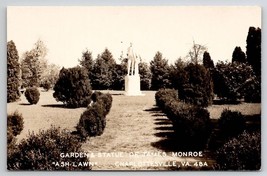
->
[[124, 75, 144, 96]]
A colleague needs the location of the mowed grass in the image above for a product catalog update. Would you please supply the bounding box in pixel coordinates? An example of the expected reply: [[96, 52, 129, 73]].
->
[[7, 89, 261, 170]]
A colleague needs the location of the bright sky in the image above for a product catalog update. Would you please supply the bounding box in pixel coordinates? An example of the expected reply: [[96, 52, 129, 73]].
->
[[7, 6, 261, 68]]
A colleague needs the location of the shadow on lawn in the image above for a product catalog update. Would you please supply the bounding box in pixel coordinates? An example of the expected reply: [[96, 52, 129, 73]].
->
[[19, 103, 32, 106], [42, 104, 68, 108]]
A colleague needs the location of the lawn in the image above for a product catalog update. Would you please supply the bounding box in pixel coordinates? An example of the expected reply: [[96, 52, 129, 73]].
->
[[7, 89, 261, 170]]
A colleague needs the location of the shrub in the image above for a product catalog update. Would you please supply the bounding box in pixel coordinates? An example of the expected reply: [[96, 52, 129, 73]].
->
[[244, 76, 261, 103], [218, 109, 245, 138], [155, 89, 211, 150], [42, 80, 51, 91], [170, 103, 211, 150], [76, 103, 105, 139], [53, 66, 92, 108], [180, 63, 213, 107], [215, 130, 261, 170], [76, 92, 113, 140], [25, 87, 40, 104], [213, 61, 255, 102], [155, 88, 178, 110], [7, 111, 24, 136], [7, 126, 91, 170]]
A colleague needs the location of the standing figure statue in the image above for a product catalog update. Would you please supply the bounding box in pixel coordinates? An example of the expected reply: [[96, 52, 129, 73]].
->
[[127, 43, 137, 75]]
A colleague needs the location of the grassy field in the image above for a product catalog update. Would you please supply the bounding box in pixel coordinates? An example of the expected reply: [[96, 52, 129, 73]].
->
[[7, 89, 261, 170]]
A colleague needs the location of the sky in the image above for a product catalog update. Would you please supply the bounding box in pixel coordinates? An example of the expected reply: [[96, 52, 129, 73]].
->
[[7, 6, 261, 68]]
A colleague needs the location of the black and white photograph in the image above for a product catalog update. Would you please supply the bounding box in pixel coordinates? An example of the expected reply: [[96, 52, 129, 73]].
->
[[7, 6, 261, 171]]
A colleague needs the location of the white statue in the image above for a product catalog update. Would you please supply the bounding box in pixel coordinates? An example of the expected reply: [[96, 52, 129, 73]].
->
[[127, 43, 138, 75]]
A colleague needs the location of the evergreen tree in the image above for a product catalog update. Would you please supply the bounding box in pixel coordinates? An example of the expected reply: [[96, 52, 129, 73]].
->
[[139, 61, 152, 90], [150, 51, 171, 90], [203, 51, 215, 69], [7, 40, 21, 102], [232, 46, 246, 63], [246, 27, 261, 77], [53, 66, 92, 108], [91, 49, 116, 90], [181, 63, 213, 107], [79, 49, 94, 79], [169, 58, 187, 91]]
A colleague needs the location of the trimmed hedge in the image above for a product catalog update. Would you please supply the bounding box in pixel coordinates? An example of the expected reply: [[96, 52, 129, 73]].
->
[[218, 109, 245, 138], [155, 89, 211, 150], [215, 130, 261, 170], [25, 87, 40, 104], [7, 126, 91, 171], [76, 92, 113, 140], [155, 88, 178, 110]]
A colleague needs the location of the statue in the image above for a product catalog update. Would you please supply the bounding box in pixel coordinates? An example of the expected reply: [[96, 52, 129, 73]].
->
[[124, 43, 144, 96], [127, 43, 138, 75]]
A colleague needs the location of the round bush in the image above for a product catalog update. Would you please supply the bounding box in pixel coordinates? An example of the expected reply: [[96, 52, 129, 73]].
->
[[7, 111, 24, 136], [215, 130, 260, 170], [53, 67, 92, 108], [77, 103, 106, 139], [218, 109, 245, 138], [7, 126, 91, 170], [25, 87, 40, 104]]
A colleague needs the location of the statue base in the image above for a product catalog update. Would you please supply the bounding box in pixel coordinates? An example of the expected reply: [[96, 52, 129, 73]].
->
[[124, 75, 144, 96]]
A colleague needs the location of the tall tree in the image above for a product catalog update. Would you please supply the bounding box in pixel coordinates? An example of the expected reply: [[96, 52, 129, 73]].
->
[[150, 51, 171, 90], [246, 27, 261, 77], [91, 49, 116, 90], [7, 40, 21, 102], [169, 58, 187, 91], [187, 41, 207, 64], [79, 49, 94, 79], [232, 46, 246, 63], [203, 51, 215, 69], [21, 51, 40, 87], [139, 60, 152, 90], [21, 39, 48, 87]]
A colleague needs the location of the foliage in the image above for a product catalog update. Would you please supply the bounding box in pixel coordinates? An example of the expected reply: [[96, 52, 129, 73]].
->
[[169, 58, 187, 92], [155, 89, 211, 150], [91, 49, 116, 90], [76, 92, 113, 140], [180, 63, 213, 107], [7, 126, 91, 170], [150, 51, 171, 90], [155, 88, 178, 110], [232, 46, 246, 63], [7, 111, 24, 137], [112, 62, 127, 90], [203, 51, 214, 69], [7, 40, 21, 102], [218, 109, 245, 138], [25, 87, 40, 104], [244, 76, 261, 103], [213, 61, 255, 101], [215, 130, 261, 170], [139, 61, 152, 90], [79, 49, 94, 79], [246, 27, 261, 77], [53, 66, 92, 108], [40, 64, 60, 90], [21, 39, 48, 88]]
